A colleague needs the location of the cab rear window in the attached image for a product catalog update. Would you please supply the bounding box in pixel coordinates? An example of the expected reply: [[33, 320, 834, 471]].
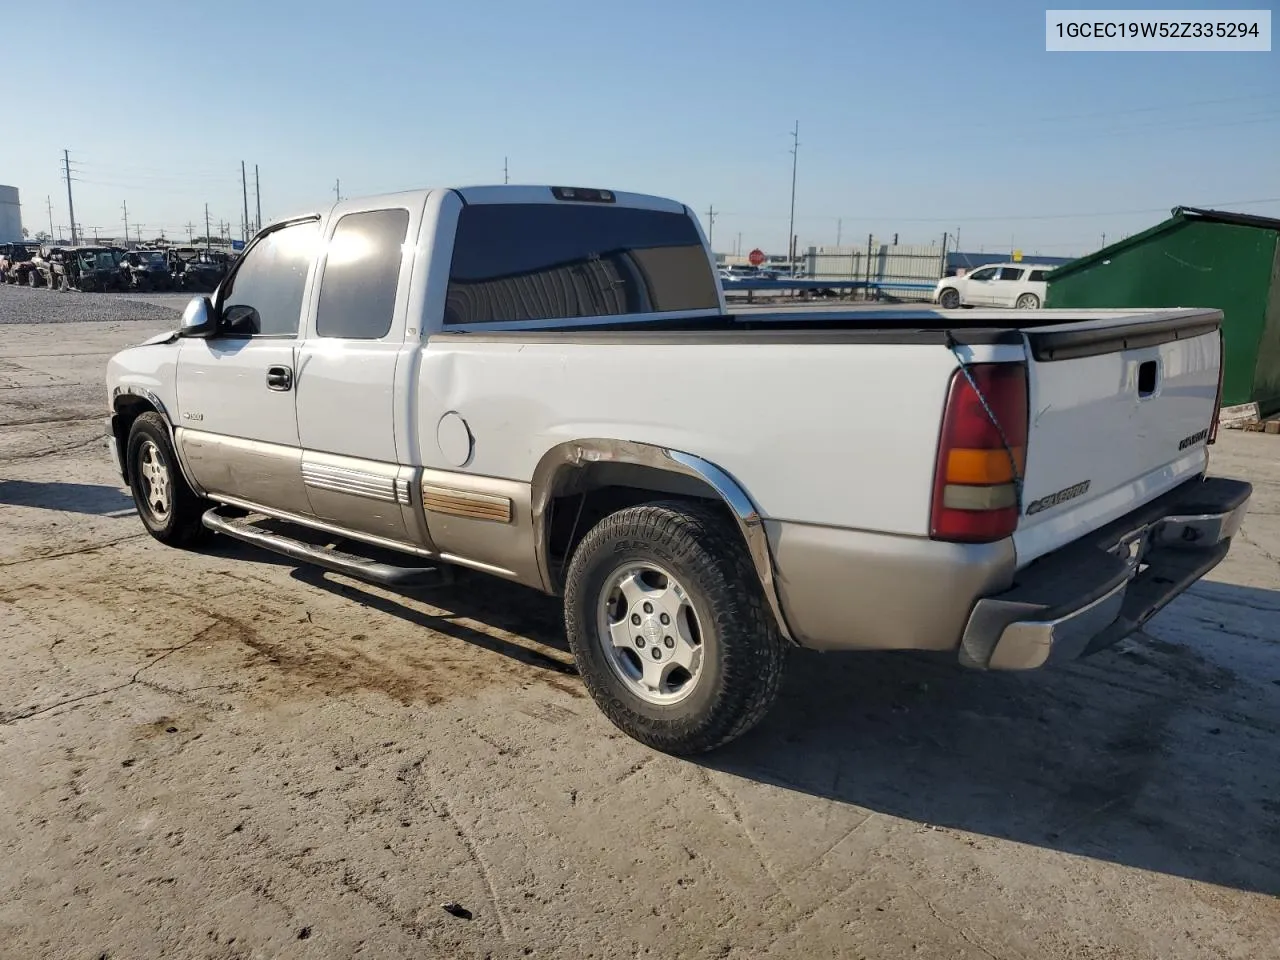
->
[[445, 203, 719, 326]]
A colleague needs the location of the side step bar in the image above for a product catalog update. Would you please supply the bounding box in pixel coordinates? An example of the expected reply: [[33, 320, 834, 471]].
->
[[201, 508, 446, 588]]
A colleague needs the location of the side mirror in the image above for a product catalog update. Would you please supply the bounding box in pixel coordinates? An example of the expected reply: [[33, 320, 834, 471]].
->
[[178, 296, 217, 338]]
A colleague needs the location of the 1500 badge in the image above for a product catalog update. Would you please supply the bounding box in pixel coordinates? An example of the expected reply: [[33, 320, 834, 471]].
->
[[1025, 480, 1092, 516]]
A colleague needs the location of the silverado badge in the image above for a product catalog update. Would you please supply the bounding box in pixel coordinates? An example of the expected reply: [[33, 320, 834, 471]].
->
[[1025, 480, 1092, 516]]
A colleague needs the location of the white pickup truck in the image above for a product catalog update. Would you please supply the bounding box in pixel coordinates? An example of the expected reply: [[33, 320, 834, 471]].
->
[[106, 184, 1252, 754]]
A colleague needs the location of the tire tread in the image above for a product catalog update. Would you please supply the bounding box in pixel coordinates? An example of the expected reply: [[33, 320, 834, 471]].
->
[[564, 500, 787, 755]]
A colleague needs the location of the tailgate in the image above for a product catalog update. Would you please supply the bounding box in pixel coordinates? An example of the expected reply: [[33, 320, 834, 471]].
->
[[1013, 310, 1222, 565]]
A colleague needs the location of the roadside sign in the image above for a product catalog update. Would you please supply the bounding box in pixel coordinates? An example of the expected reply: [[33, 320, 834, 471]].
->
[[1012, 249, 1023, 262], [748, 248, 765, 267], [231, 239, 245, 251]]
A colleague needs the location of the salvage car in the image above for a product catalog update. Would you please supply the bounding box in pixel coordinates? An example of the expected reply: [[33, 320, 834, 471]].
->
[[118, 249, 172, 291], [105, 184, 1251, 754], [170, 249, 227, 292], [40, 246, 124, 292], [935, 262, 1054, 309], [0, 241, 41, 284]]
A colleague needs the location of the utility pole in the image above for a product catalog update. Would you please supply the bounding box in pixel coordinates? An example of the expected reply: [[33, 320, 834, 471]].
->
[[93, 226, 99, 244], [204, 204, 211, 252], [254, 164, 262, 235], [122, 201, 129, 246], [334, 179, 341, 202], [186, 221, 195, 242], [704, 205, 717, 250], [736, 232, 742, 256], [504, 157, 509, 185], [62, 149, 79, 244], [240, 161, 250, 243], [46, 196, 54, 239], [836, 218, 842, 247], [787, 121, 799, 265], [1101, 232, 1106, 248]]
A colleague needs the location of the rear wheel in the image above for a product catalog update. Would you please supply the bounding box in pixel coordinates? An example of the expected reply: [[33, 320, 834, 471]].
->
[[27, 270, 39, 288], [564, 501, 787, 755], [938, 287, 961, 309], [126, 412, 211, 548], [1016, 292, 1041, 309]]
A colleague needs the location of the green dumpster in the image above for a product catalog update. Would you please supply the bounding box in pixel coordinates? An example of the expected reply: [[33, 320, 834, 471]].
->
[[1045, 206, 1280, 416]]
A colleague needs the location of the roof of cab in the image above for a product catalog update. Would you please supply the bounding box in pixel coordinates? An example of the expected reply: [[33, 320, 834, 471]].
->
[[264, 184, 689, 232]]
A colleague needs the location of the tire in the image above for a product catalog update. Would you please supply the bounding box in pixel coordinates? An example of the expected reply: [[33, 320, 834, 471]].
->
[[1016, 293, 1041, 309], [27, 270, 39, 288], [938, 287, 961, 309], [126, 412, 211, 548], [564, 500, 787, 755]]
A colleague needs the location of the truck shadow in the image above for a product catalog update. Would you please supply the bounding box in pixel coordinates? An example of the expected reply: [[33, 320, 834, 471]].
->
[[281, 562, 576, 676], [0, 479, 136, 517], [207, 534, 1280, 895], [699, 579, 1280, 896]]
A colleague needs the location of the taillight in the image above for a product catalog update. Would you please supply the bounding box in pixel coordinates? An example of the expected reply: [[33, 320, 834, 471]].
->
[[930, 363, 1029, 543], [1208, 329, 1225, 445]]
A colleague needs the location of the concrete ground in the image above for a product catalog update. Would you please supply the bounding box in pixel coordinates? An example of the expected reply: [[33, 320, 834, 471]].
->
[[1, 310, 1278, 959]]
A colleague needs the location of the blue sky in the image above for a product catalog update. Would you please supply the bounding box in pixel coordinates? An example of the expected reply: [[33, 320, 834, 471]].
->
[[5, 0, 1276, 256]]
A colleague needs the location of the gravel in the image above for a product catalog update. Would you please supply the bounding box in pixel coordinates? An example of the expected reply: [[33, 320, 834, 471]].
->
[[0, 284, 184, 325]]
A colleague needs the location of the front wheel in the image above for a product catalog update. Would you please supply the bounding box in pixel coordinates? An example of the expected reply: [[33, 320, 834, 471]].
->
[[938, 287, 961, 309], [564, 501, 787, 755], [126, 412, 211, 548], [1016, 292, 1041, 309]]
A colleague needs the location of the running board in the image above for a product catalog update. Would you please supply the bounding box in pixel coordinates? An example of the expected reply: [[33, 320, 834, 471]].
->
[[201, 508, 446, 588]]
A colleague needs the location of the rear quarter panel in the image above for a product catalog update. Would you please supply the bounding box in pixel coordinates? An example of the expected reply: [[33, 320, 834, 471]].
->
[[414, 338, 1009, 535]]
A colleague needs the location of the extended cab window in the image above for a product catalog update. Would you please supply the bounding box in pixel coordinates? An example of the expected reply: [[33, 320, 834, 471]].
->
[[316, 208, 410, 339], [445, 203, 719, 326], [219, 219, 320, 337], [997, 267, 1025, 281]]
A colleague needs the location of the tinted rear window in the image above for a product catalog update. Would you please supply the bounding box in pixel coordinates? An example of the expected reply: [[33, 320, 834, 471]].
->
[[445, 203, 719, 326], [1028, 270, 1048, 282]]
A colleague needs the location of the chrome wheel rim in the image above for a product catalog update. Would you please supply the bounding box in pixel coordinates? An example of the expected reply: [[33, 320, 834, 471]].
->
[[137, 440, 172, 520], [596, 562, 705, 705], [940, 289, 959, 308], [1017, 294, 1038, 309]]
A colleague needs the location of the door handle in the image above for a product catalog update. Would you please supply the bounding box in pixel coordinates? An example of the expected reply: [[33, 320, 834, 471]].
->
[[266, 365, 293, 391]]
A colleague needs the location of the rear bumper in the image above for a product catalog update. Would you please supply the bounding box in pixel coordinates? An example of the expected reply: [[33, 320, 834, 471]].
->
[[959, 476, 1252, 670]]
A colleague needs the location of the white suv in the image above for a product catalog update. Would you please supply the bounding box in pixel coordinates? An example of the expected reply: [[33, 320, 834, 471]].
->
[[935, 263, 1053, 309]]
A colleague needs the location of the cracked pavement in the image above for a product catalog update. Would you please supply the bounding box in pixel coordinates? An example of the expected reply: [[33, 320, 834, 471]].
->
[[1, 314, 1279, 959]]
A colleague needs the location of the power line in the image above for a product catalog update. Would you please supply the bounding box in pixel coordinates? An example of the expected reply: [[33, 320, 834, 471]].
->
[[716, 195, 1280, 226]]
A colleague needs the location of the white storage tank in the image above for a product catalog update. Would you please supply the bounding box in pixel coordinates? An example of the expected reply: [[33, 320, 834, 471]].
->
[[0, 185, 22, 241]]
